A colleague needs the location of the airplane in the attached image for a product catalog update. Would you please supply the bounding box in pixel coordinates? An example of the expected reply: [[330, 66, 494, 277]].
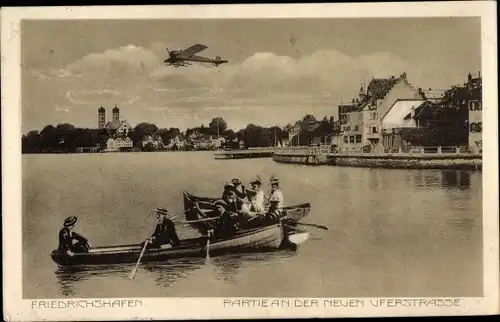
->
[[164, 44, 228, 67]]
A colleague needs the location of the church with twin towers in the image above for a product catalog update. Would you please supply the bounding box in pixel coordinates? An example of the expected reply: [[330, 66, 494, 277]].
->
[[97, 104, 132, 136]]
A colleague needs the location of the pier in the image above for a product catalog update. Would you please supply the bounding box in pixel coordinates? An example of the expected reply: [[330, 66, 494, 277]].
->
[[214, 147, 277, 159]]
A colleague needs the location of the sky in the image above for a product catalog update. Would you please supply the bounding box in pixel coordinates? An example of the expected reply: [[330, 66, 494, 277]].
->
[[21, 17, 481, 133]]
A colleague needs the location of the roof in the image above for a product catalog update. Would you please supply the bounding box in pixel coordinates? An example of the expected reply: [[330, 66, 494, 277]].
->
[[414, 101, 436, 120], [366, 76, 401, 100], [338, 103, 358, 114], [98, 106, 105, 112], [381, 99, 425, 128], [112, 106, 120, 112], [105, 120, 128, 130]]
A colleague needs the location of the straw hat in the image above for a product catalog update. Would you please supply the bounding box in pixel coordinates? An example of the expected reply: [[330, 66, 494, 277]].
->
[[231, 178, 242, 185], [154, 207, 169, 216], [63, 216, 77, 227], [269, 175, 280, 185], [224, 182, 234, 189], [214, 199, 228, 207], [269, 196, 281, 204], [250, 176, 262, 185]]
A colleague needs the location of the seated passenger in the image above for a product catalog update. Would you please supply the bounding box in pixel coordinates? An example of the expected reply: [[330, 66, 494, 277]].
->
[[212, 199, 241, 238], [249, 176, 265, 211], [231, 177, 247, 209], [265, 196, 283, 223], [58, 216, 91, 257]]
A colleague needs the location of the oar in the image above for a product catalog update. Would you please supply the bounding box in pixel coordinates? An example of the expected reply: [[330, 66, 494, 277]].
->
[[177, 217, 218, 224], [293, 222, 329, 230], [205, 229, 212, 262], [128, 240, 148, 280], [154, 207, 194, 220]]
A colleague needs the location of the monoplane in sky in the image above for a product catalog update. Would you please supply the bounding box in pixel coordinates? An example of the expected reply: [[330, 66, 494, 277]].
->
[[164, 44, 228, 67]]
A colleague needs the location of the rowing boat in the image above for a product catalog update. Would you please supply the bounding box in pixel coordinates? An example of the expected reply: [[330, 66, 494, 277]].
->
[[51, 223, 284, 266], [183, 191, 311, 247]]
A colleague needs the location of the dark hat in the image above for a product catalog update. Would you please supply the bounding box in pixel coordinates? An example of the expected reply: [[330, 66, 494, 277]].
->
[[154, 207, 169, 215], [64, 216, 77, 227], [214, 199, 227, 207], [250, 176, 262, 185], [224, 182, 234, 189], [269, 175, 279, 184], [246, 188, 257, 197], [269, 196, 280, 204], [231, 178, 241, 185]]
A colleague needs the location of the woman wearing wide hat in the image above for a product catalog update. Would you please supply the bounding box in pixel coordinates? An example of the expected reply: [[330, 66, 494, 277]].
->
[[58, 216, 91, 257], [265, 175, 284, 209], [249, 176, 265, 211]]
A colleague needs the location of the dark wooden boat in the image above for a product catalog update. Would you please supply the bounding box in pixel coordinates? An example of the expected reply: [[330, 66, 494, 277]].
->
[[183, 191, 311, 247], [51, 223, 284, 266]]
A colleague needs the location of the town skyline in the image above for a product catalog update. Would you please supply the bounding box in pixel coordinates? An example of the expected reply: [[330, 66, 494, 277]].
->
[[22, 17, 481, 134]]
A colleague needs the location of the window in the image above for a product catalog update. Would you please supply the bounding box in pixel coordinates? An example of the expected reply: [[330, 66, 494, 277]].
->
[[469, 100, 482, 111], [391, 136, 396, 147], [349, 136, 355, 143], [355, 125, 359, 131], [355, 135, 362, 143], [372, 126, 378, 134], [470, 122, 482, 133], [346, 126, 351, 131], [344, 136, 348, 143], [370, 112, 377, 120]]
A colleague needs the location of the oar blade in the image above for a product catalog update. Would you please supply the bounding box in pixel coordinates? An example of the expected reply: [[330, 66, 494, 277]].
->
[[288, 232, 310, 245]]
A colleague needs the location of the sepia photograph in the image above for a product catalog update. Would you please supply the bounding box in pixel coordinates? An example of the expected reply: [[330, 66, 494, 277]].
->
[[2, 2, 498, 320]]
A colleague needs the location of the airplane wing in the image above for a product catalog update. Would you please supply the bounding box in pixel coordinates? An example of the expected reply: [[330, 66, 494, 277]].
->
[[176, 44, 208, 59], [188, 55, 217, 63]]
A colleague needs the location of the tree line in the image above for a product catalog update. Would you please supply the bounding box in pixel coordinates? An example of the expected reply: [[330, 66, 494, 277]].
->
[[22, 115, 340, 153]]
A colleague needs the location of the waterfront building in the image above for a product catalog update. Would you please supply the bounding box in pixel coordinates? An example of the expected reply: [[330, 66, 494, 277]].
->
[[105, 137, 133, 152], [142, 135, 164, 149], [380, 99, 426, 152], [336, 73, 424, 152], [467, 72, 482, 153], [167, 135, 186, 149]]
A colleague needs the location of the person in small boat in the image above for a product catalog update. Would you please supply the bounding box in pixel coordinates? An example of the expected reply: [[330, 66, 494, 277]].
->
[[249, 176, 265, 211], [241, 188, 265, 217], [221, 181, 234, 201], [58, 216, 91, 257], [231, 177, 247, 209], [146, 208, 180, 249], [212, 199, 241, 238], [265, 176, 284, 209], [265, 196, 283, 223]]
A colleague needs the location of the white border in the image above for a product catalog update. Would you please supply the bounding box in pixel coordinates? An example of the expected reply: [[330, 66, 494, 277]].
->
[[2, 2, 498, 320]]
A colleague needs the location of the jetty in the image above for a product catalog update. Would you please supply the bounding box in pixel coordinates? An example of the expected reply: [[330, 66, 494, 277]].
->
[[214, 147, 277, 160]]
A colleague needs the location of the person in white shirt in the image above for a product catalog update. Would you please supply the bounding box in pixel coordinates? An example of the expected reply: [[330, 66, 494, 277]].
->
[[249, 176, 265, 211], [266, 176, 284, 209]]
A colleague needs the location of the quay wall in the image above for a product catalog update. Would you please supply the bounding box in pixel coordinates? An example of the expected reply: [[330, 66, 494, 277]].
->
[[273, 149, 482, 170]]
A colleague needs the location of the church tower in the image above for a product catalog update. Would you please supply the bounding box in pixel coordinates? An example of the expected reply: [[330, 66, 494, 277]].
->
[[98, 106, 106, 129], [112, 105, 120, 122]]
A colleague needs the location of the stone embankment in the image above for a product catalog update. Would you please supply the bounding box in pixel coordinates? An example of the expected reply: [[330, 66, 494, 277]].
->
[[272, 148, 482, 170]]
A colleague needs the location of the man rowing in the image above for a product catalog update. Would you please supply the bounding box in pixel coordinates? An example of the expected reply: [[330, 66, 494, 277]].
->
[[58, 216, 91, 257], [145, 208, 180, 249]]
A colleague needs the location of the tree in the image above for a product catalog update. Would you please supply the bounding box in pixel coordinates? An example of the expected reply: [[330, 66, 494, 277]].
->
[[209, 117, 227, 135], [130, 122, 158, 145]]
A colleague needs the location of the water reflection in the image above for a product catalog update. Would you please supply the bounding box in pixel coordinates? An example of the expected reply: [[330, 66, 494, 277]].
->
[[55, 264, 131, 296], [54, 249, 299, 295], [440, 171, 471, 190]]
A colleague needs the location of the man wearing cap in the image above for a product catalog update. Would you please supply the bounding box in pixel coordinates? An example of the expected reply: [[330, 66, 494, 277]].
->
[[58, 216, 90, 257], [221, 182, 234, 201], [212, 199, 240, 238], [146, 208, 180, 249], [250, 176, 265, 211], [265, 176, 284, 209]]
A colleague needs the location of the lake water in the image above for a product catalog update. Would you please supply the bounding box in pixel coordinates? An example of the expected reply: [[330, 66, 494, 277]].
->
[[22, 152, 483, 298]]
